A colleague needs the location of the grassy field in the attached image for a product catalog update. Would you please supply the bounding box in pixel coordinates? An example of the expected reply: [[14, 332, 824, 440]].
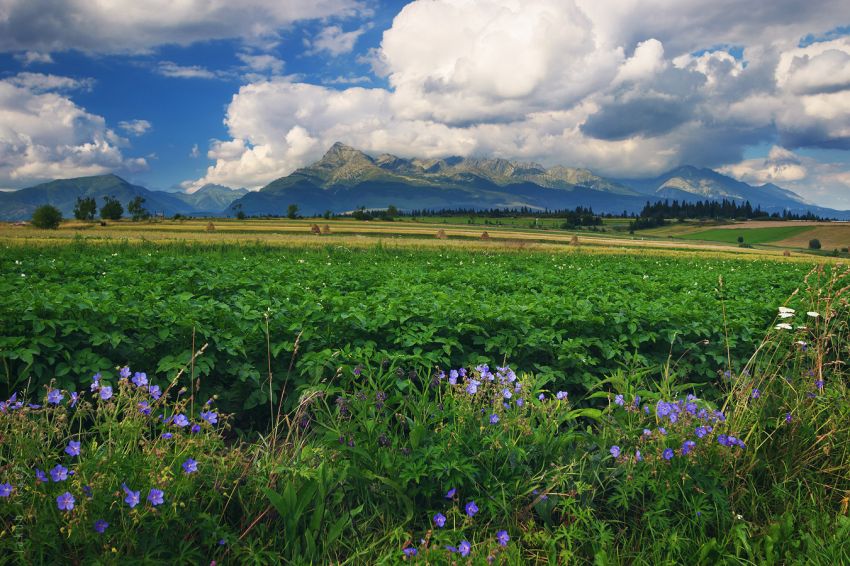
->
[[1, 221, 849, 563], [677, 225, 815, 244], [1, 217, 832, 259]]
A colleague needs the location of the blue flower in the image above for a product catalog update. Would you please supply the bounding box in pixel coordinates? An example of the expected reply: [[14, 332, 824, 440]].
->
[[119, 366, 131, 379], [489, 413, 500, 425], [122, 484, 140, 508], [35, 469, 47, 483], [751, 389, 760, 399], [448, 370, 459, 385], [83, 485, 92, 498], [785, 412, 792, 423], [90, 373, 101, 392], [50, 464, 68, 482], [0, 483, 12, 497], [614, 394, 624, 406], [138, 401, 151, 415], [65, 440, 81, 457], [149, 385, 162, 400], [682, 440, 696, 455], [173, 414, 189, 428], [99, 386, 113, 401], [132, 372, 148, 388], [465, 379, 481, 395], [717, 434, 729, 446], [47, 389, 64, 405], [459, 540, 472, 557], [538, 393, 545, 401], [94, 519, 109, 534], [434, 513, 446, 528], [147, 488, 164, 506], [56, 492, 75, 511], [556, 391, 568, 400], [635, 449, 643, 462], [200, 410, 218, 425], [516, 398, 524, 407], [465, 501, 479, 517], [610, 445, 621, 458], [445, 488, 456, 499], [403, 547, 417, 557], [643, 428, 652, 436], [663, 448, 674, 460], [695, 426, 708, 439], [502, 388, 512, 399], [161, 432, 173, 439], [658, 427, 667, 436], [69, 392, 79, 408], [496, 530, 510, 546], [191, 424, 201, 434], [182, 458, 198, 474]]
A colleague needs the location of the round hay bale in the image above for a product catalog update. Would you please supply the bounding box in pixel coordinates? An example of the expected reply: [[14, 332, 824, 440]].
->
[[436, 229, 447, 239], [322, 224, 331, 235], [480, 231, 490, 240], [570, 235, 579, 245], [783, 250, 791, 257], [310, 223, 321, 235], [206, 222, 216, 232]]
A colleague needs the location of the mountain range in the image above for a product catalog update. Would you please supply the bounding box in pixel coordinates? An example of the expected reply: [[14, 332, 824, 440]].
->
[[1, 142, 847, 220]]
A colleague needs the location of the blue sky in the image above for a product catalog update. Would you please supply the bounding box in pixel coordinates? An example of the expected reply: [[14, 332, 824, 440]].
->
[[1, 0, 849, 208]]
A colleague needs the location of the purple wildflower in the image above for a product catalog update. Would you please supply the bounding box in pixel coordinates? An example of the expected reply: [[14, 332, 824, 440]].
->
[[717, 434, 729, 446], [200, 410, 218, 425], [496, 530, 510, 547], [65, 440, 81, 457], [516, 398, 524, 407], [695, 426, 708, 439], [682, 440, 697, 455], [556, 391, 568, 400], [149, 385, 162, 400], [614, 394, 624, 406], [56, 492, 75, 511], [610, 445, 621, 458], [191, 424, 201, 434], [131, 372, 148, 388], [119, 366, 131, 379], [122, 484, 140, 508], [0, 483, 12, 497], [445, 488, 457, 499], [635, 449, 643, 462], [502, 388, 512, 399], [90, 373, 101, 392], [465, 501, 479, 517], [403, 547, 417, 557], [161, 432, 173, 439], [94, 519, 109, 533], [448, 370, 459, 384], [434, 513, 446, 528], [785, 412, 792, 423], [172, 414, 189, 428], [465, 379, 481, 395], [663, 448, 674, 460], [99, 386, 113, 401], [538, 393, 545, 401], [147, 488, 164, 506], [751, 389, 760, 399], [50, 464, 68, 482], [182, 458, 198, 474], [459, 541, 472, 557], [47, 389, 63, 405], [489, 413, 500, 425], [69, 392, 79, 407], [35, 469, 47, 483]]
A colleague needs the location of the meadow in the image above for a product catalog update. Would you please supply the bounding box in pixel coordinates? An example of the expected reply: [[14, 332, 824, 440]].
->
[[0, 222, 848, 564]]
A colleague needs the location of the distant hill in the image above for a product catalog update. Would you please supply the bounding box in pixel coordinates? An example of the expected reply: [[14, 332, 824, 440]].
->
[[173, 184, 248, 213], [0, 175, 244, 220]]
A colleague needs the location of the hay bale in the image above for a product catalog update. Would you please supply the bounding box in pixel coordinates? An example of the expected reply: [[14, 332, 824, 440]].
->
[[322, 224, 331, 235], [480, 231, 490, 240], [310, 223, 321, 235], [783, 250, 791, 257], [436, 229, 447, 239], [570, 235, 579, 245], [206, 222, 216, 232]]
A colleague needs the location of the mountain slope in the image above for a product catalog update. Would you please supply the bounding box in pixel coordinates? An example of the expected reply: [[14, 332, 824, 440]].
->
[[0, 174, 200, 221], [174, 184, 248, 213], [229, 143, 648, 216]]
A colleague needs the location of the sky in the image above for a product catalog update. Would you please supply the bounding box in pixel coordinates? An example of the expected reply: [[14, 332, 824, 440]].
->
[[0, 0, 849, 208]]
